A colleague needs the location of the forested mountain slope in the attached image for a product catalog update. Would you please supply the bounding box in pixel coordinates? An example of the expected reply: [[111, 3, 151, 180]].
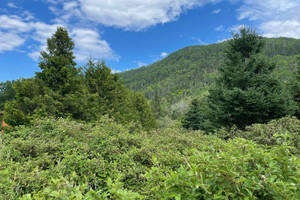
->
[[119, 37, 300, 103]]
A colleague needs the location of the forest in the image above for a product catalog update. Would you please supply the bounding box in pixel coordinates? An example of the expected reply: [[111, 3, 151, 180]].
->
[[0, 27, 299, 199]]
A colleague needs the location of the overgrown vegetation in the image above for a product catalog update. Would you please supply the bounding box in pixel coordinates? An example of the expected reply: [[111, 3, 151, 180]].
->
[[1, 26, 299, 199], [1, 117, 299, 199]]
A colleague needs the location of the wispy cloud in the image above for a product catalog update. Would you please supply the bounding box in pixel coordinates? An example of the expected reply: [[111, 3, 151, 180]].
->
[[215, 25, 224, 31], [212, 8, 221, 14], [0, 31, 25, 52], [7, 3, 18, 9]]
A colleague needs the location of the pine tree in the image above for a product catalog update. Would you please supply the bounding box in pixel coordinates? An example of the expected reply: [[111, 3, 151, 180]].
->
[[182, 98, 205, 130], [206, 27, 296, 129], [36, 27, 80, 95]]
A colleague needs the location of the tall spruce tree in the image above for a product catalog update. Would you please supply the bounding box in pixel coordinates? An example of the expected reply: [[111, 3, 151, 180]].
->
[[36, 27, 80, 95], [205, 27, 296, 129], [182, 98, 205, 130]]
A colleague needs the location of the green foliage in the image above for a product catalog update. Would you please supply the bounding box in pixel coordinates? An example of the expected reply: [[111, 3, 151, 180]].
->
[[217, 116, 300, 154], [205, 27, 296, 130], [0, 117, 299, 199], [36, 27, 80, 95], [4, 28, 156, 130], [0, 80, 16, 111], [182, 97, 208, 131], [119, 37, 300, 107], [132, 92, 157, 131], [291, 56, 300, 118], [146, 138, 299, 199]]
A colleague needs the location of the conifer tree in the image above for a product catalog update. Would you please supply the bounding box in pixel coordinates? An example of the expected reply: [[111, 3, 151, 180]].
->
[[132, 92, 157, 130], [0, 81, 15, 111], [205, 27, 296, 129], [182, 98, 205, 130], [36, 27, 80, 95], [292, 56, 300, 118]]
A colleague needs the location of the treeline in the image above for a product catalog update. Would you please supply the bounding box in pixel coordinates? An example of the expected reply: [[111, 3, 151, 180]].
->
[[0, 28, 156, 130], [119, 37, 300, 105]]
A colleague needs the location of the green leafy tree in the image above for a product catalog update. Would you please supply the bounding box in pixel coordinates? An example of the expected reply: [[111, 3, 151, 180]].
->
[[205, 27, 296, 130]]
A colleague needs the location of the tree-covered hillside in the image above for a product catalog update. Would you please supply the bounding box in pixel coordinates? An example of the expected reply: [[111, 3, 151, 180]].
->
[[119, 37, 300, 104]]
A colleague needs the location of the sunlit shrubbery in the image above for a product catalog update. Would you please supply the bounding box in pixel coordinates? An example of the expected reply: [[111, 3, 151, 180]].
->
[[0, 117, 299, 199], [217, 116, 300, 154]]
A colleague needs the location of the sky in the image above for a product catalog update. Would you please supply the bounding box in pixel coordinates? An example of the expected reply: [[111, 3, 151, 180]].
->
[[0, 0, 300, 82]]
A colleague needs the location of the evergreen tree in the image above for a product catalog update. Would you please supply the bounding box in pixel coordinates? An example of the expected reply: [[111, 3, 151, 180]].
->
[[182, 98, 205, 130], [132, 92, 157, 130], [36, 27, 80, 95], [292, 56, 300, 118], [0, 81, 16, 111], [36, 27, 84, 119], [205, 27, 296, 129]]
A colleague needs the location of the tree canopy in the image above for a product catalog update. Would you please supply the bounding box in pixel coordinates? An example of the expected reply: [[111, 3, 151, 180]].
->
[[4, 27, 156, 130]]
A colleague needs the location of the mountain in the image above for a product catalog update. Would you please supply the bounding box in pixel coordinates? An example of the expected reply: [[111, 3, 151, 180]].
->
[[119, 37, 300, 104]]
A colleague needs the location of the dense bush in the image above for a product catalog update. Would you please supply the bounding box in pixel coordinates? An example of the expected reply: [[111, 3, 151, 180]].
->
[[0, 117, 299, 199], [217, 116, 300, 154]]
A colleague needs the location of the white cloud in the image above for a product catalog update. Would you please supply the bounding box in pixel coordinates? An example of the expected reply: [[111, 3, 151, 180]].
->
[[160, 52, 168, 58], [111, 69, 121, 74], [216, 38, 231, 43], [212, 8, 221, 14], [229, 24, 245, 33], [71, 28, 119, 62], [56, 0, 218, 31], [0, 31, 25, 52], [63, 1, 78, 10], [260, 20, 300, 38], [7, 3, 18, 9], [215, 25, 224, 31], [0, 15, 33, 32], [192, 37, 209, 45], [0, 14, 118, 62], [237, 0, 300, 38], [137, 61, 147, 68]]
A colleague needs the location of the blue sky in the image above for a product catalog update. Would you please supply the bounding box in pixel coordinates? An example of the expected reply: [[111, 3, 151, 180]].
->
[[0, 0, 299, 82]]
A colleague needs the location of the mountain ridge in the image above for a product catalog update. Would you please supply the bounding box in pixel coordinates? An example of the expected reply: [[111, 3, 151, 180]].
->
[[119, 37, 300, 103]]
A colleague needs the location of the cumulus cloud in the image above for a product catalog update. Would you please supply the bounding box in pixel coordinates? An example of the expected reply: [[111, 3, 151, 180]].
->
[[71, 29, 119, 62], [160, 52, 168, 58], [237, 0, 300, 38], [260, 20, 300, 38], [46, 0, 219, 31], [0, 14, 119, 61]]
